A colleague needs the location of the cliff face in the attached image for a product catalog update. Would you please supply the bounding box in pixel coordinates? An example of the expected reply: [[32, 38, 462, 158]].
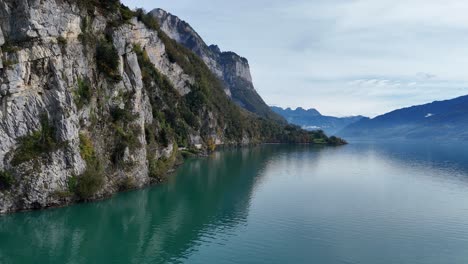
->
[[150, 9, 284, 122], [0, 0, 260, 213], [0, 1, 344, 214]]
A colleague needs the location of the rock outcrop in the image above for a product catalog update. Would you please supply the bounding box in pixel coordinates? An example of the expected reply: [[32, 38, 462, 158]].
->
[[150, 8, 284, 122]]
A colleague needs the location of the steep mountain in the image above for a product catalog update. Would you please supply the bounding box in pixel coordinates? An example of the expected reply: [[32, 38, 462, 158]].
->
[[0, 0, 344, 213], [150, 8, 284, 122], [338, 95, 468, 140], [271, 106, 365, 135]]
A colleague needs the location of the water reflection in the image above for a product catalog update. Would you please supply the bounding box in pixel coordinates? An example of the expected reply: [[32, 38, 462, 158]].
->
[[249, 142, 468, 264], [1, 143, 468, 264], [0, 145, 311, 264], [346, 140, 468, 183]]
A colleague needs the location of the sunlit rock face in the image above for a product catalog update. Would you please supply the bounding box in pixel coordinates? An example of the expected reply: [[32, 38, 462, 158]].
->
[[151, 8, 284, 122], [0, 0, 247, 213]]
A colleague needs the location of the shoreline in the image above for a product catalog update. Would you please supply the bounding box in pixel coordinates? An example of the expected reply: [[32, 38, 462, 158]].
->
[[0, 142, 345, 215]]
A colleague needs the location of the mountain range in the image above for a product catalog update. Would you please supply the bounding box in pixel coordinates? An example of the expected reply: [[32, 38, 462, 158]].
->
[[271, 106, 365, 135], [338, 95, 468, 140]]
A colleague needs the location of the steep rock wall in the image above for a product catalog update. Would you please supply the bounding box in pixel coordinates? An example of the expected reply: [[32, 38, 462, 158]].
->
[[0, 0, 250, 213]]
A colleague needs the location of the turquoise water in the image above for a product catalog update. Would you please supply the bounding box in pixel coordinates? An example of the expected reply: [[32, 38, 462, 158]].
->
[[1, 142, 468, 263]]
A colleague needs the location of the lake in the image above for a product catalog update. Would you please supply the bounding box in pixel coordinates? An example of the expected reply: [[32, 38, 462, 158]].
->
[[1, 141, 468, 264]]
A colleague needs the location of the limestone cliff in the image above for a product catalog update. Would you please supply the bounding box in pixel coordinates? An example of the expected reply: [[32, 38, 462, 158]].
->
[[0, 0, 259, 213], [150, 9, 284, 122], [0, 1, 344, 214]]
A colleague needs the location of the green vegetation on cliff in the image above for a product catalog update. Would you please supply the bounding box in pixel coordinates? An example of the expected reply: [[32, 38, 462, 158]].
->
[[96, 37, 122, 82], [74, 133, 104, 199], [74, 78, 91, 109], [11, 114, 62, 166], [0, 170, 14, 190]]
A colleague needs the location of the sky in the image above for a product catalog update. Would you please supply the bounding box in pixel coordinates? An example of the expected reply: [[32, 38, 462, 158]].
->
[[121, 0, 468, 117]]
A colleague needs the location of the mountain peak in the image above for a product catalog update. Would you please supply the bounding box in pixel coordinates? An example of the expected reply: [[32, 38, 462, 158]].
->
[[271, 106, 365, 135], [151, 8, 284, 122], [209, 44, 221, 54], [274, 106, 321, 116], [152, 8, 167, 16], [294, 107, 321, 116]]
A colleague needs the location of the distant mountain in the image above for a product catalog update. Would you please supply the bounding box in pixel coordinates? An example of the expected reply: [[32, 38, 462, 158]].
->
[[271, 106, 366, 135], [151, 9, 284, 122], [338, 95, 468, 140]]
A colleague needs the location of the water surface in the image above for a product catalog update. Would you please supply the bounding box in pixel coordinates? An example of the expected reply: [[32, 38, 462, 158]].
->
[[1, 142, 468, 263]]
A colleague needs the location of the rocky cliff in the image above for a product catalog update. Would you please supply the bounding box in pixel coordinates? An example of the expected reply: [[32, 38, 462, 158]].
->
[[0, 0, 246, 213], [0, 0, 344, 214], [150, 9, 284, 122]]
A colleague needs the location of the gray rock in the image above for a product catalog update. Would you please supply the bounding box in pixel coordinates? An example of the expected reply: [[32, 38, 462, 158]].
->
[[0, 1, 259, 214], [0, 26, 4, 45], [0, 1, 182, 213], [150, 8, 283, 122]]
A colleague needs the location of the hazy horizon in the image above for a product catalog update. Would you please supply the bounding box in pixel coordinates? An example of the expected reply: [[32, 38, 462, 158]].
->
[[122, 0, 468, 117]]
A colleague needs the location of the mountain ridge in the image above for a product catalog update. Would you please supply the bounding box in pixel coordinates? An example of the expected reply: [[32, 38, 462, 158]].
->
[[338, 95, 468, 140], [271, 106, 365, 135], [150, 8, 284, 122]]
